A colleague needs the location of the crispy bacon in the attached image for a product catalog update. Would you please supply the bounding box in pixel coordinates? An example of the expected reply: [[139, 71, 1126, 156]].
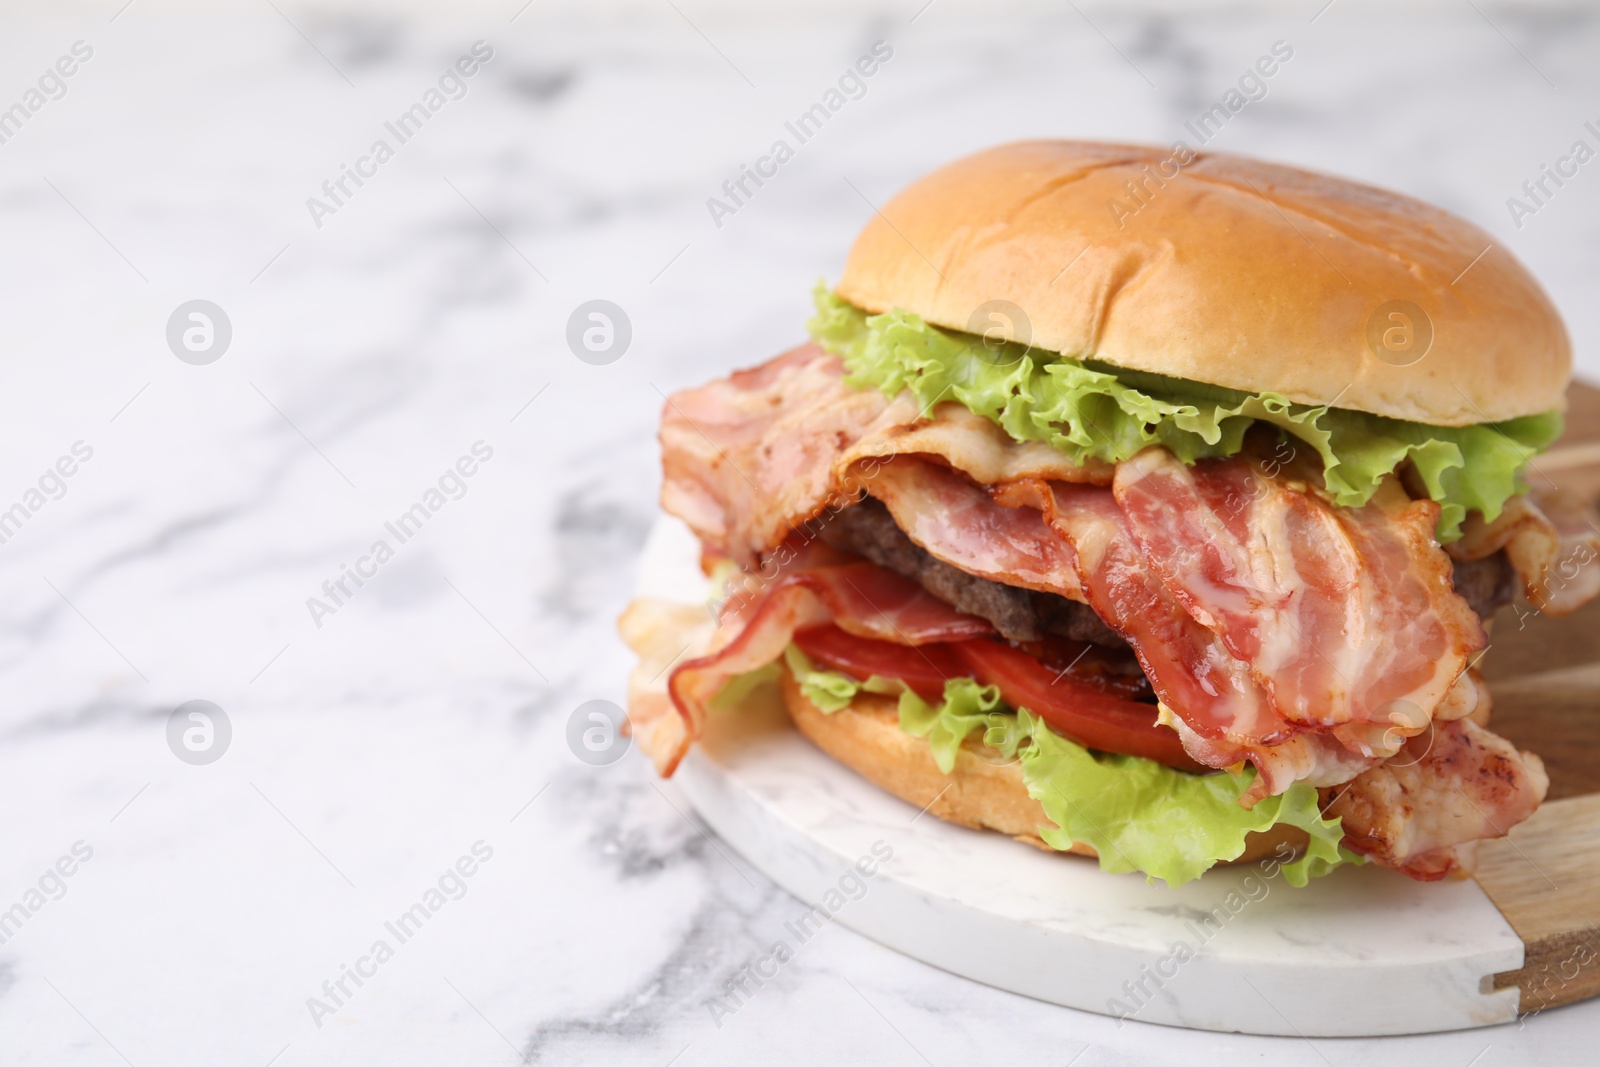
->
[[998, 478, 1293, 749], [659, 344, 904, 566], [1451, 485, 1600, 616], [1325, 717, 1548, 879], [995, 477, 1384, 804], [658, 556, 993, 774], [659, 345, 1106, 568], [840, 400, 1113, 487], [1112, 449, 1484, 740], [1171, 720, 1381, 805], [617, 598, 716, 776], [863, 456, 1085, 600]]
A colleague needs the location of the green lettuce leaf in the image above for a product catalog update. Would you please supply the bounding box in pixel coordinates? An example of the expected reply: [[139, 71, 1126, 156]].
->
[[782, 645, 902, 713], [808, 287, 1561, 541], [1000, 709, 1354, 888], [791, 655, 1357, 887], [897, 677, 1004, 774]]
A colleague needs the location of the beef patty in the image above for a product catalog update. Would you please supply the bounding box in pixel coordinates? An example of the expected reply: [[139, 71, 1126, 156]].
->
[[815, 498, 1518, 646], [1450, 551, 1519, 622]]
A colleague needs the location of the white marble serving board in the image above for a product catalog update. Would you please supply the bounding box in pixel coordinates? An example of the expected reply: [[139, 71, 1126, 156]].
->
[[639, 515, 1526, 1037]]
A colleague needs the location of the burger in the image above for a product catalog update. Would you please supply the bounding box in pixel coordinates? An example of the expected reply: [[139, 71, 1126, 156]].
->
[[619, 141, 1599, 887]]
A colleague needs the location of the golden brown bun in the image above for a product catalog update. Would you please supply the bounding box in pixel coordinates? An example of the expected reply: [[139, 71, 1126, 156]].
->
[[778, 666, 1306, 865], [838, 140, 1569, 426]]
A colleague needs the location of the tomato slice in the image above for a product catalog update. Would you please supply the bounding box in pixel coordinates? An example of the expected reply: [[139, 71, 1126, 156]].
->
[[791, 624, 1205, 773], [1012, 635, 1155, 703], [793, 624, 963, 701], [949, 639, 1207, 773]]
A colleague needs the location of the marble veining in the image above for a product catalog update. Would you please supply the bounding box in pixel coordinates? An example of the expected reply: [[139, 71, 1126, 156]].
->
[[1, 2, 1599, 1064]]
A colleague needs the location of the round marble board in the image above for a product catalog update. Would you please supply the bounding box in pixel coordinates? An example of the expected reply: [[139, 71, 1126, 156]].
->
[[636, 516, 1524, 1037]]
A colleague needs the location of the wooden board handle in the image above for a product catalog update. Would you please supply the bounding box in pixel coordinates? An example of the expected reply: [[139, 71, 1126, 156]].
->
[[1475, 794, 1600, 1013]]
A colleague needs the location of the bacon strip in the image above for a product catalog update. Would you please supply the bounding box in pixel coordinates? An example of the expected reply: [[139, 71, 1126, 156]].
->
[[992, 477, 1380, 803], [839, 400, 1113, 487], [1112, 449, 1484, 738], [617, 598, 717, 776], [660, 344, 1106, 568], [1171, 720, 1380, 805], [997, 478, 1291, 746], [658, 556, 993, 774], [1325, 717, 1548, 879], [863, 456, 1084, 600], [660, 344, 902, 567]]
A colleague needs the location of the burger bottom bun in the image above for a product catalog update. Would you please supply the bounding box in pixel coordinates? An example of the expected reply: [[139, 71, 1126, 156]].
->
[[778, 666, 1309, 866]]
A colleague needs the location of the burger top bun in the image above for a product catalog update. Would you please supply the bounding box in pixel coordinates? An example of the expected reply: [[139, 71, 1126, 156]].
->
[[837, 140, 1570, 427]]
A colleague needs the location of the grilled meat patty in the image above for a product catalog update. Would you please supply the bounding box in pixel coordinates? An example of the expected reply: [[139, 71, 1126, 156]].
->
[[1450, 551, 1518, 622]]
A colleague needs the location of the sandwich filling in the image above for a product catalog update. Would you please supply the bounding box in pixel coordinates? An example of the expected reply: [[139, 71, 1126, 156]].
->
[[621, 294, 1600, 886]]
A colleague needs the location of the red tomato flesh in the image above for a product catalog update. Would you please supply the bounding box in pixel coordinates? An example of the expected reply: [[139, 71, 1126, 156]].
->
[[792, 623, 1207, 773], [792, 623, 963, 701]]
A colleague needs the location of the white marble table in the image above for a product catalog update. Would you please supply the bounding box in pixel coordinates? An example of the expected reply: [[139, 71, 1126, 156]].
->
[[0, 2, 1597, 1064]]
